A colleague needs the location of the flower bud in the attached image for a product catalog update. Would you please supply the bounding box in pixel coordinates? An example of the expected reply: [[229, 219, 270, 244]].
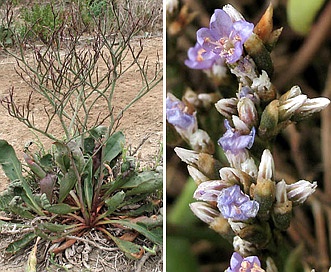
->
[[286, 180, 317, 205], [174, 147, 221, 179], [258, 149, 275, 181], [279, 85, 302, 102], [189, 129, 215, 154], [233, 236, 257, 256], [252, 178, 276, 221], [240, 157, 258, 179], [272, 180, 293, 230], [209, 216, 235, 240], [215, 98, 238, 119], [258, 100, 279, 139], [193, 180, 233, 202], [267, 27, 283, 50], [292, 97, 330, 121], [230, 56, 258, 86], [232, 115, 250, 134], [254, 4, 273, 45], [235, 220, 272, 248], [251, 71, 276, 102], [189, 202, 220, 224], [238, 97, 258, 128], [187, 165, 209, 185], [278, 94, 307, 121], [219, 167, 254, 194], [244, 33, 274, 77]]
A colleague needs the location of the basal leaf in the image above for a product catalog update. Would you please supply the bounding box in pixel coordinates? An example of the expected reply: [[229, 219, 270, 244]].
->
[[103, 219, 163, 246], [40, 222, 79, 233], [67, 141, 85, 173], [44, 203, 78, 215], [105, 230, 143, 259], [120, 171, 162, 189], [125, 178, 162, 196], [53, 142, 71, 173], [82, 158, 93, 212], [102, 131, 125, 164], [6, 232, 37, 254], [0, 140, 23, 181], [58, 168, 77, 203], [103, 191, 126, 217]]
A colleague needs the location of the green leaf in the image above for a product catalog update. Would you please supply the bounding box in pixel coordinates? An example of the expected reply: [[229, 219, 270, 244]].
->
[[82, 158, 93, 212], [287, 0, 326, 35], [9, 196, 35, 219], [104, 230, 142, 259], [89, 126, 107, 139], [58, 168, 77, 203], [44, 203, 78, 215], [6, 232, 37, 254], [102, 131, 125, 164], [83, 137, 95, 154], [40, 222, 79, 233], [125, 177, 162, 196], [53, 142, 71, 173], [39, 154, 53, 169], [67, 141, 85, 173], [124, 202, 154, 216], [120, 171, 162, 189], [0, 140, 23, 181], [41, 193, 78, 214], [103, 219, 163, 246], [105, 191, 125, 216]]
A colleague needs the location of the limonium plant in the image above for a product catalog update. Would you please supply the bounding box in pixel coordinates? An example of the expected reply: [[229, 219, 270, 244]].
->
[[166, 3, 330, 271]]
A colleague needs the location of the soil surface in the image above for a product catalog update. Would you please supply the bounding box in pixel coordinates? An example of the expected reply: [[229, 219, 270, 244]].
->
[[0, 36, 163, 271]]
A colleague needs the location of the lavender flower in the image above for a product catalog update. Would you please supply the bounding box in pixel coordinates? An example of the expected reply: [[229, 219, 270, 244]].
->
[[218, 119, 255, 155], [193, 180, 233, 202], [184, 43, 221, 70], [217, 185, 259, 221], [166, 94, 197, 133], [197, 8, 254, 64], [226, 252, 265, 272]]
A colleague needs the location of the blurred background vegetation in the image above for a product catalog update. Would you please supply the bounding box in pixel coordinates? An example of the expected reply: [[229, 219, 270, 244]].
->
[[0, 0, 162, 47], [166, 0, 331, 271]]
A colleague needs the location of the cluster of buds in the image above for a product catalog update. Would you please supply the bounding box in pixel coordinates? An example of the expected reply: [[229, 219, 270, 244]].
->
[[167, 3, 330, 271]]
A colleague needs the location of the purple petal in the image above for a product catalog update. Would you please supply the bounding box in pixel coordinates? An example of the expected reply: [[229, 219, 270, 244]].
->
[[217, 185, 259, 220], [226, 252, 264, 271], [166, 97, 196, 130], [232, 20, 254, 43], [184, 43, 220, 70], [210, 9, 233, 37], [229, 252, 243, 270], [218, 120, 255, 154]]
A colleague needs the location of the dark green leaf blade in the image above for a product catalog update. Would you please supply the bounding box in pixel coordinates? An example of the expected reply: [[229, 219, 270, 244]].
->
[[0, 140, 23, 181], [102, 131, 125, 164], [6, 232, 37, 254]]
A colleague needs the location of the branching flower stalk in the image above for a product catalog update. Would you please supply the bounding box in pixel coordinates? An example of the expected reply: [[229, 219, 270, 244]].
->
[[167, 4, 330, 271]]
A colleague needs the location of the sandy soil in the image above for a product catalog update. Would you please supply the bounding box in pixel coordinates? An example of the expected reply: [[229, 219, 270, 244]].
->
[[0, 36, 163, 271]]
